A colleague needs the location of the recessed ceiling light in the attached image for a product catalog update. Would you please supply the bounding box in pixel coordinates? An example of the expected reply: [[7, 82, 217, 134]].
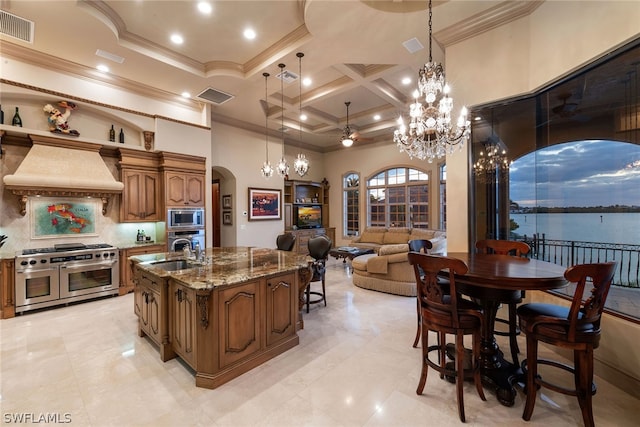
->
[[300, 113, 307, 121], [302, 77, 312, 87], [96, 64, 109, 73], [474, 116, 482, 121], [197, 2, 212, 14], [402, 77, 411, 85], [373, 114, 381, 121], [170, 34, 184, 45], [181, 92, 191, 98], [243, 28, 256, 40]]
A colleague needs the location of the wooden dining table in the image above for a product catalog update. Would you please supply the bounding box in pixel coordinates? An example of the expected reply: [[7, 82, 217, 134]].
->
[[443, 252, 567, 407]]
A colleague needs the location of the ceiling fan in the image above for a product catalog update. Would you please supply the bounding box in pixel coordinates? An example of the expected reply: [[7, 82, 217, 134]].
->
[[340, 102, 373, 147]]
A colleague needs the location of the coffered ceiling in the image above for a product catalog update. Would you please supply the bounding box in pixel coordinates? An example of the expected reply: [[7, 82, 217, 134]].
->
[[0, 0, 544, 152]]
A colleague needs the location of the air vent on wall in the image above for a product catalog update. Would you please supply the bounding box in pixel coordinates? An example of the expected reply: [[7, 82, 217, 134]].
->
[[0, 10, 34, 43], [196, 87, 235, 105], [276, 70, 299, 84]]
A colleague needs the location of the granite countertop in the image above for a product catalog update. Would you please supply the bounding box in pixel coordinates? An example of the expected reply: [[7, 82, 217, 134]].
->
[[130, 246, 310, 291]]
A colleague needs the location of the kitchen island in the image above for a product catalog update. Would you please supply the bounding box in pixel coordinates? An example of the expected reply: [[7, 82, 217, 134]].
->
[[130, 247, 311, 389]]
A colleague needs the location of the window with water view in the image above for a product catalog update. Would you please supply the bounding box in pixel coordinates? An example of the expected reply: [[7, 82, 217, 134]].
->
[[471, 40, 640, 321]]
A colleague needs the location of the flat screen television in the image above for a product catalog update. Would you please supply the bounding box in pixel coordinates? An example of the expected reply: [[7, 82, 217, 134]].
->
[[294, 205, 322, 229]]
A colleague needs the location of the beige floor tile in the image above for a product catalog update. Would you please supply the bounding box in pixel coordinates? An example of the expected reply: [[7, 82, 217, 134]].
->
[[1, 259, 638, 426]]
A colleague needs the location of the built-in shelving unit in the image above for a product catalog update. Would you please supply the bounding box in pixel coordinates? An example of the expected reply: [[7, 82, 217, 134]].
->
[[284, 179, 334, 254]]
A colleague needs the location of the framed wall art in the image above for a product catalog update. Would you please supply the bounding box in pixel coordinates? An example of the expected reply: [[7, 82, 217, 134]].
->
[[248, 188, 281, 221], [223, 211, 233, 225], [31, 198, 98, 238], [222, 194, 232, 209]]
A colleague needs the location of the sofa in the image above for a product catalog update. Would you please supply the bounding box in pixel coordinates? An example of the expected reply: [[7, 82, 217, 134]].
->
[[350, 227, 446, 296], [349, 227, 447, 254]]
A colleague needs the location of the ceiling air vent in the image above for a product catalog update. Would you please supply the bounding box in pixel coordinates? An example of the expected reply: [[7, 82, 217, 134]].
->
[[0, 10, 34, 43], [402, 37, 424, 54], [276, 70, 299, 84], [196, 87, 234, 105]]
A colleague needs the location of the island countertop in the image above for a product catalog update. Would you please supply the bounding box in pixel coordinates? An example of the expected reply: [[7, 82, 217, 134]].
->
[[130, 246, 310, 291]]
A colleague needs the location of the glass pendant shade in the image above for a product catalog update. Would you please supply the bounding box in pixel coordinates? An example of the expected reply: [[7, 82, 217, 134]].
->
[[294, 153, 309, 176]]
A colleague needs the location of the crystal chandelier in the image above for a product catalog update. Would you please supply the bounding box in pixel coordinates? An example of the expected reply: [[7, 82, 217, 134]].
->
[[472, 137, 511, 183], [276, 63, 289, 178], [294, 52, 310, 177], [260, 72, 274, 178], [393, 0, 470, 162]]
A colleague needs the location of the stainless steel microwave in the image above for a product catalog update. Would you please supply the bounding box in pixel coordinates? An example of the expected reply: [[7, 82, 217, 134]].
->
[[167, 208, 204, 229]]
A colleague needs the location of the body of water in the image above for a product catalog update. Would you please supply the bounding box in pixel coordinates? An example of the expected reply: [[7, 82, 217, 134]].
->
[[510, 212, 640, 245]]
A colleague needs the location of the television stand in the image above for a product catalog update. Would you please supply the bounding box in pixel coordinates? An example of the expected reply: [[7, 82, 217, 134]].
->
[[285, 228, 335, 255]]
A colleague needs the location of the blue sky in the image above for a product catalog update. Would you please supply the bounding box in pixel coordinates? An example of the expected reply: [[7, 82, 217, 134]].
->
[[509, 140, 640, 208]]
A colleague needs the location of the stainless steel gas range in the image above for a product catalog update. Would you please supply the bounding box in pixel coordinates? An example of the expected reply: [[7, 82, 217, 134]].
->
[[15, 243, 119, 313]]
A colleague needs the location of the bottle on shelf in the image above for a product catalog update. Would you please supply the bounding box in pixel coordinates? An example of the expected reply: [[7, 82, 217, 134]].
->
[[119, 128, 125, 144], [12, 107, 22, 127], [109, 125, 116, 142]]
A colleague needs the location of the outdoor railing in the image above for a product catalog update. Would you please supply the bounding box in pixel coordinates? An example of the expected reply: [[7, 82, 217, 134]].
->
[[520, 233, 640, 288]]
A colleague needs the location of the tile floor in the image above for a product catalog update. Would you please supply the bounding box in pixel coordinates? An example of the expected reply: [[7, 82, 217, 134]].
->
[[1, 259, 639, 426]]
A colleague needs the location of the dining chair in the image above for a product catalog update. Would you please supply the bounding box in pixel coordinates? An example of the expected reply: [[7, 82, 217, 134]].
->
[[517, 261, 616, 427], [306, 234, 332, 313], [408, 252, 486, 423], [475, 239, 530, 366], [276, 232, 296, 251], [408, 239, 434, 348]]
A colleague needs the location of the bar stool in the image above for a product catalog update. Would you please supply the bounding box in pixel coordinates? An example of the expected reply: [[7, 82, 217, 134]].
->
[[517, 261, 616, 427], [276, 232, 296, 251], [408, 239, 433, 348], [306, 235, 332, 313], [408, 252, 486, 423]]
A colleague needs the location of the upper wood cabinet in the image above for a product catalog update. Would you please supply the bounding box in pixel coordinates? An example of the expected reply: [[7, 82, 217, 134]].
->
[[118, 149, 161, 222], [165, 172, 205, 207], [121, 170, 161, 221], [160, 152, 206, 208]]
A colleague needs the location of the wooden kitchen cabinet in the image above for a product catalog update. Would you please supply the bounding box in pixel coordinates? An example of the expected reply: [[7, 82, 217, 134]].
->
[[265, 273, 296, 347], [218, 280, 262, 369], [133, 267, 174, 361], [120, 244, 166, 295], [170, 281, 197, 368], [120, 169, 161, 221], [118, 149, 162, 222], [165, 172, 205, 207], [0, 259, 16, 319], [160, 152, 206, 209]]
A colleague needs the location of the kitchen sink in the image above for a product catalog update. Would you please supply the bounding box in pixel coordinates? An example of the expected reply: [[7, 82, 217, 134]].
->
[[148, 259, 191, 271]]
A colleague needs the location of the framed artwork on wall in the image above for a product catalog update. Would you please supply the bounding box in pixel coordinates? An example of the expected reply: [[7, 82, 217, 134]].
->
[[223, 211, 232, 225], [222, 194, 232, 209], [248, 188, 281, 221], [31, 198, 98, 238]]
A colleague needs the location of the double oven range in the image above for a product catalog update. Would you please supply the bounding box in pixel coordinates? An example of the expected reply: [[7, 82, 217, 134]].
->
[[15, 243, 119, 313]]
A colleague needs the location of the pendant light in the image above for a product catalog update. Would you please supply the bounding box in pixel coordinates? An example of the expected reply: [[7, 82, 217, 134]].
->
[[341, 101, 354, 147], [276, 63, 289, 178], [393, 0, 470, 162], [260, 72, 274, 178], [294, 52, 310, 177]]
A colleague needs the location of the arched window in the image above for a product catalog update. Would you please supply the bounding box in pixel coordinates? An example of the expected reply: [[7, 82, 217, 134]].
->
[[366, 167, 430, 228], [343, 172, 360, 236]]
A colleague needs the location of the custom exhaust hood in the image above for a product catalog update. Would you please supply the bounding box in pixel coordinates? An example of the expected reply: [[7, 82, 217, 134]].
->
[[3, 135, 124, 215]]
